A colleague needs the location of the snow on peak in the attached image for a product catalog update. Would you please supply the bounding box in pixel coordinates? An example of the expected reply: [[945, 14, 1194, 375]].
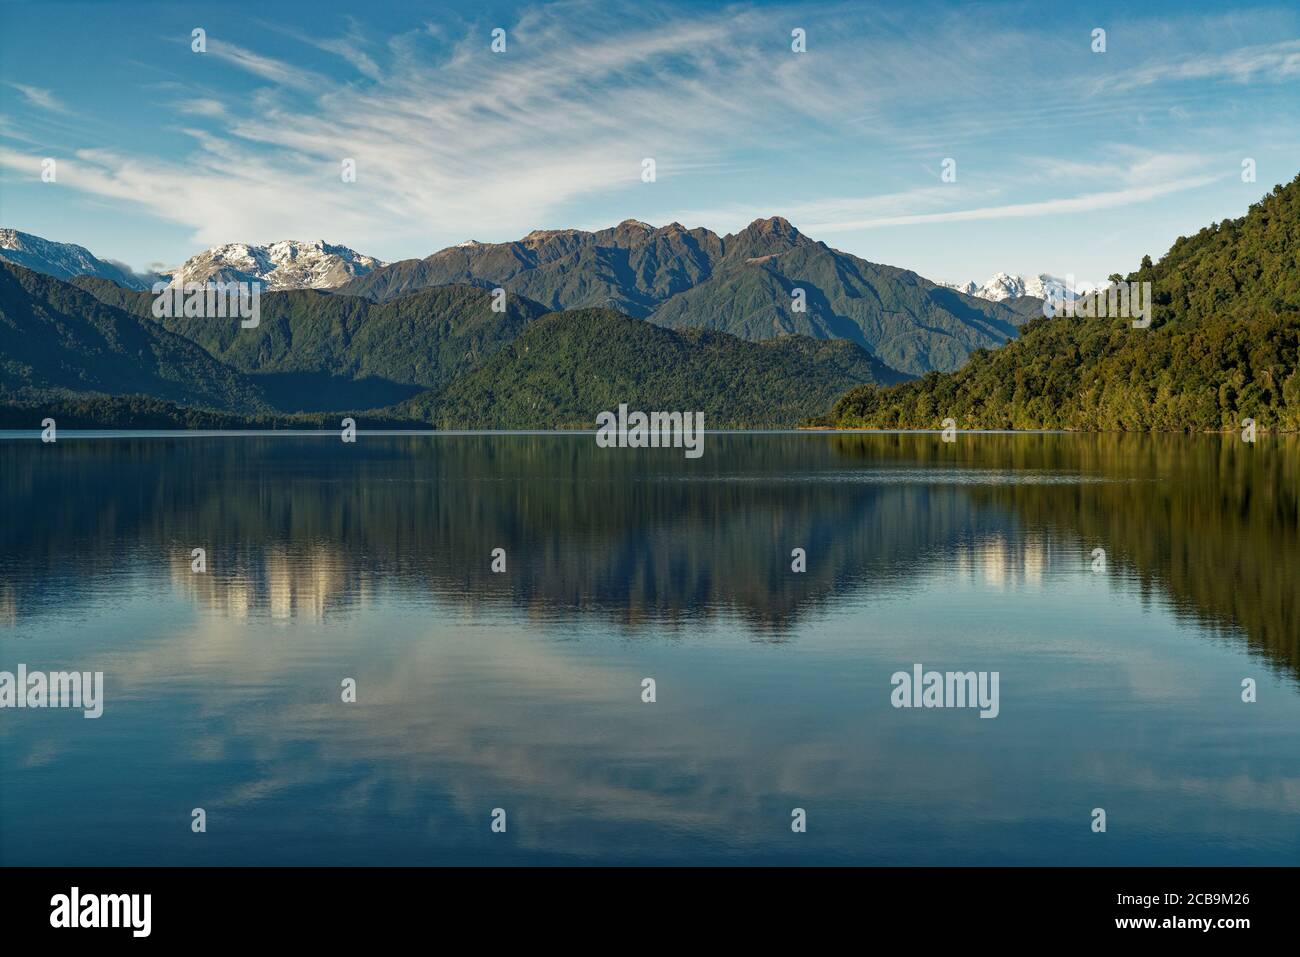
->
[[942, 272, 1075, 302], [0, 227, 150, 289], [169, 240, 387, 289]]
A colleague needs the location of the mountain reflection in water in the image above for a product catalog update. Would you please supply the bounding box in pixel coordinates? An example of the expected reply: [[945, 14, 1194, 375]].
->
[[1, 432, 1296, 865]]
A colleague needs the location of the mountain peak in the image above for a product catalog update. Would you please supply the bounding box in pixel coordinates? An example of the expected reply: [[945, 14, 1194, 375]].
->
[[0, 227, 151, 289], [743, 216, 799, 237], [721, 216, 807, 259], [733, 216, 806, 245], [942, 272, 1073, 303], [171, 239, 386, 289], [521, 228, 584, 246]]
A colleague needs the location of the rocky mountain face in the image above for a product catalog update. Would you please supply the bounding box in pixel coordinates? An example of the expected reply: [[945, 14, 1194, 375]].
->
[[340, 217, 1028, 375], [165, 239, 386, 289], [0, 228, 151, 290], [339, 219, 722, 315]]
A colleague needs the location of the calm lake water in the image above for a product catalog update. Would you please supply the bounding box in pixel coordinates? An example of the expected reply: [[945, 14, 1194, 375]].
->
[[1, 431, 1297, 865]]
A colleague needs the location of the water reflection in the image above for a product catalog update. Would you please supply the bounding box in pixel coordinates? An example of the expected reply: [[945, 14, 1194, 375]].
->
[[2, 433, 1295, 667], [1, 433, 1297, 865]]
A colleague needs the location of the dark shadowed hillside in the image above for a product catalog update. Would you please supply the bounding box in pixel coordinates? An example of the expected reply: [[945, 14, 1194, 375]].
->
[[0, 263, 270, 413], [73, 279, 549, 412], [406, 308, 909, 428]]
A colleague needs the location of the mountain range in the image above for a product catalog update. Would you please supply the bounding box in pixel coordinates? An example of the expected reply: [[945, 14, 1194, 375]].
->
[[8, 177, 1295, 433], [942, 272, 1074, 303], [0, 216, 1044, 428], [0, 228, 154, 290], [4, 219, 1035, 377], [1, 261, 903, 427], [336, 216, 1030, 376], [1, 234, 906, 427], [1, 231, 389, 293]]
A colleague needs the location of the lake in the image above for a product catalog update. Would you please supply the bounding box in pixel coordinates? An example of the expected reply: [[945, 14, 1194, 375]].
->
[[1, 431, 1297, 865]]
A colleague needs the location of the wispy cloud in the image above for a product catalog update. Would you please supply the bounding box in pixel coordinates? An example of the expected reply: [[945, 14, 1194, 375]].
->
[[3, 3, 887, 250], [176, 98, 226, 117], [805, 174, 1224, 233], [658, 152, 1223, 236], [1092, 38, 1300, 93], [647, 186, 984, 237], [206, 38, 324, 90], [7, 83, 70, 114], [1, 0, 1295, 276], [268, 20, 383, 80]]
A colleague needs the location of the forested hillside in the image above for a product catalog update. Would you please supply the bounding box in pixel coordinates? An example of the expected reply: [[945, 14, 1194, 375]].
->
[[818, 176, 1300, 431], [409, 309, 908, 428]]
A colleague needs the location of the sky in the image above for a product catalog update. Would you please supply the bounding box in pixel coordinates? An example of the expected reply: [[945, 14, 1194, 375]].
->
[[1, 0, 1298, 286]]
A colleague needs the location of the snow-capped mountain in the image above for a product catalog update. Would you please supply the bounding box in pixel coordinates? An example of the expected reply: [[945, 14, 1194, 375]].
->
[[944, 272, 1075, 303], [0, 228, 152, 289], [167, 240, 386, 289]]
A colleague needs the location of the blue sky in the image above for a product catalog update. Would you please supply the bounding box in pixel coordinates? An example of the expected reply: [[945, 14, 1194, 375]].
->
[[1, 0, 1298, 285]]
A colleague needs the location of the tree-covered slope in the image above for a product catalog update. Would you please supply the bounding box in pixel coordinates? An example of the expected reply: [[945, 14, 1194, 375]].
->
[[404, 308, 909, 429], [0, 394, 424, 430], [0, 263, 270, 413], [818, 175, 1300, 431], [73, 279, 549, 412]]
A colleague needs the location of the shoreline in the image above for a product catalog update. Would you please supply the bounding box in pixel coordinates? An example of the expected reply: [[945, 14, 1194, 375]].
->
[[1, 426, 1293, 438]]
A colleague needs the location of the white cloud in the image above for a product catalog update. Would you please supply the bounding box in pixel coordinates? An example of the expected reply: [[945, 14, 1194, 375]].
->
[[7, 83, 70, 114], [803, 174, 1223, 233], [1, 1, 1293, 268], [1, 3, 886, 254], [646, 187, 980, 237], [657, 152, 1224, 236], [177, 98, 226, 117], [206, 38, 323, 90], [1093, 38, 1300, 94]]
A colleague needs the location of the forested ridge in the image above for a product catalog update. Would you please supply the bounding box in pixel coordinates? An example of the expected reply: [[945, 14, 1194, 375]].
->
[[817, 175, 1300, 431]]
